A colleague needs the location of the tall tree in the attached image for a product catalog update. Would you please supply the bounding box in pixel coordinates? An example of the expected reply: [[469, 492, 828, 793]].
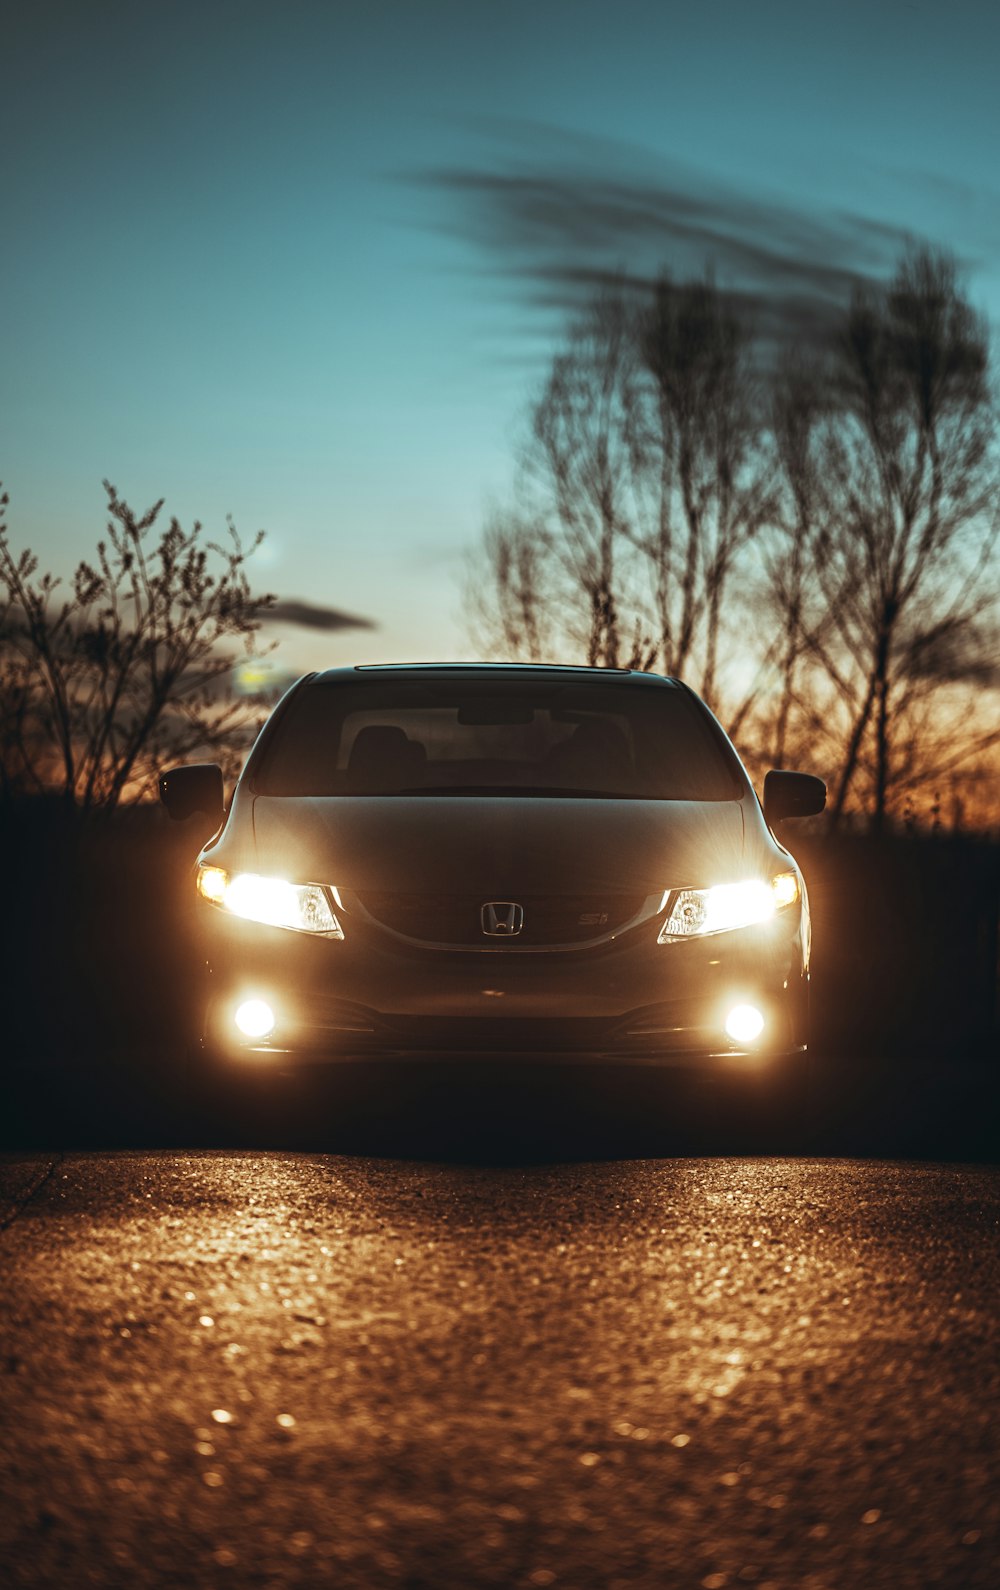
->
[[525, 288, 641, 668], [475, 275, 773, 706], [634, 274, 774, 708], [816, 248, 997, 828]]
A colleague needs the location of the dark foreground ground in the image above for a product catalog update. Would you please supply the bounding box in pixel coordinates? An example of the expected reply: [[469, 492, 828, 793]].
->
[[6, 1042, 999, 1164], [1, 1147, 998, 1589]]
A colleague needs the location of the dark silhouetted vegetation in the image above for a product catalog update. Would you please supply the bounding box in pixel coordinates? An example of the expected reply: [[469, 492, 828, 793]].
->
[[0, 482, 275, 809]]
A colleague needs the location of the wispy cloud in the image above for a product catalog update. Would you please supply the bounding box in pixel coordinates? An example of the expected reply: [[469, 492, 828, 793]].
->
[[410, 122, 937, 352], [265, 599, 377, 633]]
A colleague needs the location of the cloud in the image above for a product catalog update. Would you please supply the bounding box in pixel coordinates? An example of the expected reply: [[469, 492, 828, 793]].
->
[[409, 121, 943, 354], [264, 599, 377, 633]]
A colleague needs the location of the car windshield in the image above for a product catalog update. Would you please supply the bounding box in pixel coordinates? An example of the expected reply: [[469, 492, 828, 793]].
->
[[253, 678, 743, 801]]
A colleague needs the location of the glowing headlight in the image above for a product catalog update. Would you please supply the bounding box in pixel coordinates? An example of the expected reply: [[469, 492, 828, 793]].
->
[[658, 872, 799, 942], [197, 866, 344, 937], [235, 999, 276, 1038]]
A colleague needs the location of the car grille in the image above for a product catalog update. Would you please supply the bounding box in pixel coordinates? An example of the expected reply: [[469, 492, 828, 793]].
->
[[353, 892, 647, 947], [374, 1015, 620, 1050]]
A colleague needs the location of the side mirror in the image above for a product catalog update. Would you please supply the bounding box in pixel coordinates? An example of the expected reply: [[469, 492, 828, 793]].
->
[[763, 769, 826, 825], [159, 764, 225, 823]]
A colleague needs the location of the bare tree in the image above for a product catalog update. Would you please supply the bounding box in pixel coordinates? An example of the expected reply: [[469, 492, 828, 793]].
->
[[758, 249, 1000, 828], [526, 287, 643, 667], [473, 275, 773, 706], [468, 507, 552, 662], [0, 481, 276, 810], [471, 248, 1000, 829], [818, 249, 997, 828], [633, 274, 774, 708], [756, 352, 829, 767]]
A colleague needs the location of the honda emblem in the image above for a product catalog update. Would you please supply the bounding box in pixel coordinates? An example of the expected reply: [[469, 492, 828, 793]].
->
[[481, 901, 524, 937]]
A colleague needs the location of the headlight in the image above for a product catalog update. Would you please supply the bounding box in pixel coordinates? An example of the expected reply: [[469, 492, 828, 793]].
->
[[658, 872, 799, 942], [197, 866, 344, 937]]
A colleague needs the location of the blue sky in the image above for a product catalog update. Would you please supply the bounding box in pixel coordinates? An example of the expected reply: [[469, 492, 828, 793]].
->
[[3, 0, 999, 673]]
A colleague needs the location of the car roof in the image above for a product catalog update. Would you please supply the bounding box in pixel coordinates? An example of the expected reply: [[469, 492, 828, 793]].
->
[[311, 663, 681, 687]]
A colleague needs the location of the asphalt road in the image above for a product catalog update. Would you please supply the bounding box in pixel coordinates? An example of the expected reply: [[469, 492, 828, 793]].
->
[[1, 1150, 998, 1589]]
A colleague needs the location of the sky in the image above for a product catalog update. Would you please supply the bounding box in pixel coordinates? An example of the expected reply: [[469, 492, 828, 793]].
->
[[3, 0, 1000, 680]]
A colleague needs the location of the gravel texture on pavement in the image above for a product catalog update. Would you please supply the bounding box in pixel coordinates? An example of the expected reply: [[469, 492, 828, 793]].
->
[[0, 1152, 998, 1589]]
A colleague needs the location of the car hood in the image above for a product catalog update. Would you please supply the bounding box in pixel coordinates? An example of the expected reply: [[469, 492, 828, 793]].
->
[[250, 794, 747, 895]]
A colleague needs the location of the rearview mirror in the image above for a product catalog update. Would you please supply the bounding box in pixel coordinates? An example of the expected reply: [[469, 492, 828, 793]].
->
[[456, 701, 535, 724], [763, 769, 826, 824], [159, 763, 225, 823]]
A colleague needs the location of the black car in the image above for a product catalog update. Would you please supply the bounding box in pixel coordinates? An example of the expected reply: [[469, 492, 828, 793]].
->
[[160, 664, 825, 1077]]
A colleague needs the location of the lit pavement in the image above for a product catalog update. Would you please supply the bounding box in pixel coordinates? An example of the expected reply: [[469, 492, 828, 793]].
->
[[1, 1152, 998, 1589]]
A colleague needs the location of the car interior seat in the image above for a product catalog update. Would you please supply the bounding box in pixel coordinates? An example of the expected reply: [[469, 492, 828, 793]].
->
[[346, 725, 427, 792], [544, 718, 633, 787]]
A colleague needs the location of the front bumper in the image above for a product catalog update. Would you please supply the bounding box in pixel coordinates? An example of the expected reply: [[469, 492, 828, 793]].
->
[[194, 901, 809, 1071]]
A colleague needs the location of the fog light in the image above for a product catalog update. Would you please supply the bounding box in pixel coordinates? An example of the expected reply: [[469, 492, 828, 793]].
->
[[234, 999, 275, 1039], [725, 1003, 765, 1044]]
